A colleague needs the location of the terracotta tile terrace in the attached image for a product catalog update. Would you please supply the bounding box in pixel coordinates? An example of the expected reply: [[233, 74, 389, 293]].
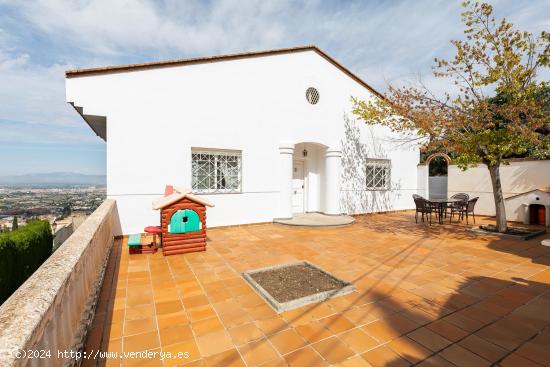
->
[[84, 212, 550, 367]]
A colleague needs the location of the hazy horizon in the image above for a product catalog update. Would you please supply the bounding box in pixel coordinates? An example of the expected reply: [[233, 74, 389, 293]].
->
[[0, 171, 106, 185]]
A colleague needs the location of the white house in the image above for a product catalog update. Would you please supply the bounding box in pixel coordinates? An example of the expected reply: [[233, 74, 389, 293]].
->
[[65, 46, 420, 234]]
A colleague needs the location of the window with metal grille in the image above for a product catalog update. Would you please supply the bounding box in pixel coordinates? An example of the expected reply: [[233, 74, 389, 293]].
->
[[191, 149, 242, 193], [366, 159, 391, 190]]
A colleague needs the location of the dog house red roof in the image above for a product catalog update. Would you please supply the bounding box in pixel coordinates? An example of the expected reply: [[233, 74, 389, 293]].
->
[[152, 186, 215, 210]]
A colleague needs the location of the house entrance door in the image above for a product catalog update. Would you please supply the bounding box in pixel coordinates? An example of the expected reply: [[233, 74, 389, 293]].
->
[[292, 161, 305, 213]]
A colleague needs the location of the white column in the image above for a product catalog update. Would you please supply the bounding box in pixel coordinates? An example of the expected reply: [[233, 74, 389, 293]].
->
[[278, 145, 294, 219], [325, 148, 342, 215], [416, 164, 429, 199]]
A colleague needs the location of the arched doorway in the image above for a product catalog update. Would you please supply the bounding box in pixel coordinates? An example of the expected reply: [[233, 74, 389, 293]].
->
[[277, 141, 340, 219], [426, 153, 450, 199]]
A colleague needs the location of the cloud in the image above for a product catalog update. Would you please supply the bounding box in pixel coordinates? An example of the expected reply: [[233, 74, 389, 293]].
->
[[0, 0, 548, 174], [3, 1, 462, 58], [6, 0, 296, 57], [0, 51, 79, 128], [3, 1, 548, 87], [0, 51, 29, 70]]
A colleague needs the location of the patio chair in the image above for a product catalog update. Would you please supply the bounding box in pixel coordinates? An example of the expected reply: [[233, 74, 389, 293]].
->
[[414, 197, 437, 224], [451, 193, 469, 202], [446, 193, 469, 219], [461, 197, 479, 224], [450, 196, 478, 224]]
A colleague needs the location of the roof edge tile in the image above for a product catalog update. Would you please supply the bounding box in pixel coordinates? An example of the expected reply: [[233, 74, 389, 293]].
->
[[65, 45, 384, 98]]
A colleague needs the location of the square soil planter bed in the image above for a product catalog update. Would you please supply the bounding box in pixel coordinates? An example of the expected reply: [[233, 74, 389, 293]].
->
[[467, 225, 546, 240], [242, 260, 356, 313]]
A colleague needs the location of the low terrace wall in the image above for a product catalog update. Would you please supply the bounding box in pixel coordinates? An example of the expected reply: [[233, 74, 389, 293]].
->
[[53, 222, 74, 252], [0, 199, 118, 367]]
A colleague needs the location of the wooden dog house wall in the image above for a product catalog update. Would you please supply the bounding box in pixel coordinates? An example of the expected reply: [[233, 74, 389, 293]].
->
[[161, 197, 207, 256]]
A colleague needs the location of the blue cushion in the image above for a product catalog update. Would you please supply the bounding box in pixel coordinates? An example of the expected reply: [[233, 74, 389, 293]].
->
[[128, 234, 141, 246]]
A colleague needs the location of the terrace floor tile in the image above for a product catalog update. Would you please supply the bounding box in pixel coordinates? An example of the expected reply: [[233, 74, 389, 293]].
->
[[84, 212, 550, 366], [338, 328, 380, 354], [284, 346, 328, 367], [312, 336, 355, 364], [123, 331, 160, 353], [228, 322, 265, 345], [361, 345, 411, 367], [159, 324, 193, 347], [195, 330, 234, 357], [406, 328, 452, 353], [238, 338, 280, 366], [294, 321, 334, 343], [124, 317, 156, 336], [268, 329, 307, 355]]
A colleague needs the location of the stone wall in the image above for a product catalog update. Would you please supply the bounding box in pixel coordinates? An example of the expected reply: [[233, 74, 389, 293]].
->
[[53, 222, 74, 252], [0, 199, 118, 366]]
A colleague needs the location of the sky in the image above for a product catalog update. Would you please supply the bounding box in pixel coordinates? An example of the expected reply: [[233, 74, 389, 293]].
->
[[0, 0, 548, 176]]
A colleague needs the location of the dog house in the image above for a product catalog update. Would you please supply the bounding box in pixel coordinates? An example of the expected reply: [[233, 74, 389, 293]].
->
[[505, 187, 550, 227], [152, 186, 215, 256]]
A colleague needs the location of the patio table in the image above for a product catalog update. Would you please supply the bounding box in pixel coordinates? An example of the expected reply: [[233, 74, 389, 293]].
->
[[428, 198, 462, 224]]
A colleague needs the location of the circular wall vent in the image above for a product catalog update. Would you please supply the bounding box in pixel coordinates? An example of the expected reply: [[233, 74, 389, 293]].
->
[[305, 87, 320, 105]]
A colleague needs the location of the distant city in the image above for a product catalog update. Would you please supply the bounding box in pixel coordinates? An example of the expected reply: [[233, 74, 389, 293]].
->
[[0, 172, 106, 232]]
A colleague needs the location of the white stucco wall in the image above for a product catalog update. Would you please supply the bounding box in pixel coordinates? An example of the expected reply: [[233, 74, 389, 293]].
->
[[67, 50, 420, 234], [339, 121, 419, 215], [416, 165, 428, 199], [446, 160, 550, 221]]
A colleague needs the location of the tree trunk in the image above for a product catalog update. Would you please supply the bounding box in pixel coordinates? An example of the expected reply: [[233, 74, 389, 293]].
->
[[487, 164, 508, 233]]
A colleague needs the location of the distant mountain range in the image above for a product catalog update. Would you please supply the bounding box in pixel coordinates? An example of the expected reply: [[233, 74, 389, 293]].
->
[[0, 172, 106, 186]]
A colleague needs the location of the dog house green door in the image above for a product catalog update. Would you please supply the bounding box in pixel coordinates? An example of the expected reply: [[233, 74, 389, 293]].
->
[[169, 209, 201, 233]]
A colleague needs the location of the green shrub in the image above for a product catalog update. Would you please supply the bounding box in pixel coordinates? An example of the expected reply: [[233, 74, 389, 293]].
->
[[0, 220, 53, 304], [0, 235, 16, 304]]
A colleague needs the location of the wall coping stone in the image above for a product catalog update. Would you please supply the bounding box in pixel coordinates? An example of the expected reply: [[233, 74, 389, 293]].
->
[[0, 199, 116, 367]]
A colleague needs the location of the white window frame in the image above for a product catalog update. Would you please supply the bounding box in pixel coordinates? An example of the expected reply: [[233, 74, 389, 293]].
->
[[366, 158, 391, 191], [191, 148, 242, 194]]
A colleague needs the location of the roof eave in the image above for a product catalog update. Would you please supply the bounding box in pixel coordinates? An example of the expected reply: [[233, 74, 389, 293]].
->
[[64, 45, 385, 99]]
